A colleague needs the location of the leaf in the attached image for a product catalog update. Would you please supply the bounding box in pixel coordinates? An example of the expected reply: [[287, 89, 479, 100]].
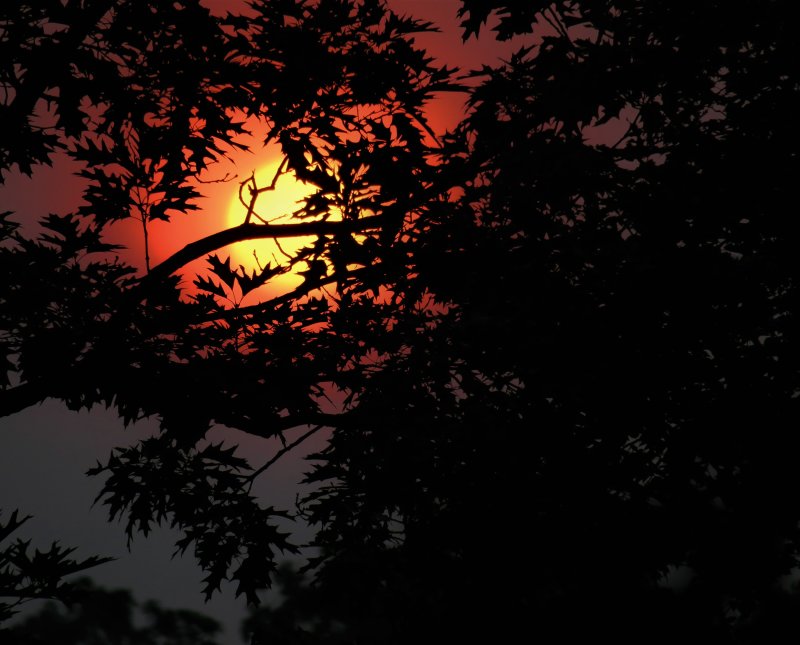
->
[[0, 509, 31, 543], [193, 273, 230, 299], [205, 254, 240, 292], [237, 262, 285, 298]]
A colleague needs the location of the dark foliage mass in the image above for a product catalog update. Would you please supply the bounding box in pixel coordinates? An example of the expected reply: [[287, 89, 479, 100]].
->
[[1, 0, 798, 642], [3, 577, 222, 645]]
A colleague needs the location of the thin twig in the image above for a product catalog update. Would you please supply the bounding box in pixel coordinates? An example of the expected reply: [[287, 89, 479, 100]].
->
[[246, 424, 325, 487], [273, 234, 293, 260], [195, 171, 236, 184], [240, 157, 290, 225]]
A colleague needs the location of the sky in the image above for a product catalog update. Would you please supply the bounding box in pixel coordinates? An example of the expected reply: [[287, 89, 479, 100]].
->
[[0, 2, 532, 642]]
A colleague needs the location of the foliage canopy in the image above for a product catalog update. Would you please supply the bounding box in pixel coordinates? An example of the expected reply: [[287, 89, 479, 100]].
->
[[1, 0, 799, 641]]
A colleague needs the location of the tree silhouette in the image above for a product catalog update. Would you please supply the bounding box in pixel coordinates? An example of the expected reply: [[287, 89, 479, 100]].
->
[[2, 577, 222, 645], [1, 0, 799, 642]]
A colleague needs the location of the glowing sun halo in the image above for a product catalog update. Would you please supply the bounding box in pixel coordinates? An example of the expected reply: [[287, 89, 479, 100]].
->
[[225, 157, 317, 297]]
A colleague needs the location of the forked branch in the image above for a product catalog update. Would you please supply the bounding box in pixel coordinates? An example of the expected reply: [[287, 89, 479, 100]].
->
[[240, 157, 290, 225]]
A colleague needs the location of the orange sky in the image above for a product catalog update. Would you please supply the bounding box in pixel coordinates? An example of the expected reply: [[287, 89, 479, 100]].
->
[[0, 1, 532, 299], [134, 0, 534, 299]]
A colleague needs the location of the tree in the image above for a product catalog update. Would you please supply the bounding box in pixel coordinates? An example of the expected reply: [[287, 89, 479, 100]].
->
[[1, 0, 799, 642], [3, 577, 223, 645], [1, 0, 455, 622]]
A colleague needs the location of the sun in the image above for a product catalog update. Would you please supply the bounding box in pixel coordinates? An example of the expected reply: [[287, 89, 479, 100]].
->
[[225, 157, 318, 298]]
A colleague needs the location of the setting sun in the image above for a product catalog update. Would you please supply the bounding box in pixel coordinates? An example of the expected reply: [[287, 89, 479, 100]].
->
[[224, 156, 318, 298]]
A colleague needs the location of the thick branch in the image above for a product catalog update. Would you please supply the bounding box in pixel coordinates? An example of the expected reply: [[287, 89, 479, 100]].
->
[[142, 216, 386, 285], [229, 411, 348, 441]]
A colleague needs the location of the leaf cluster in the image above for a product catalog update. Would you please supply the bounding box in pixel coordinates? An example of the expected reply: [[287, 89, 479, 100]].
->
[[0, 510, 112, 625], [88, 438, 298, 604]]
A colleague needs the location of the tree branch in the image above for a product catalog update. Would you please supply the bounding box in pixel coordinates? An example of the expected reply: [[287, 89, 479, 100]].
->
[[246, 424, 325, 485], [141, 216, 386, 285]]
